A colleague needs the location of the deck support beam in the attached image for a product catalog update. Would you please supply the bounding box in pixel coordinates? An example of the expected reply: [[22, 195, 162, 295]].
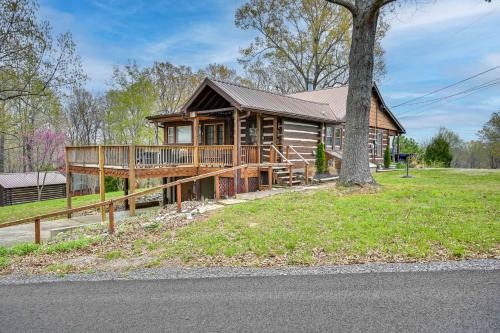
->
[[215, 175, 220, 201], [176, 184, 182, 212], [162, 177, 168, 206], [98, 145, 106, 222], [268, 166, 273, 189]]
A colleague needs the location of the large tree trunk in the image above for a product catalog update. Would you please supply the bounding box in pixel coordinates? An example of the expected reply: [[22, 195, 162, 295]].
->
[[339, 3, 379, 186]]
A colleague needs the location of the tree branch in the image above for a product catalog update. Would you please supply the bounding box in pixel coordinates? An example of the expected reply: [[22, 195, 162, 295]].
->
[[325, 0, 355, 14]]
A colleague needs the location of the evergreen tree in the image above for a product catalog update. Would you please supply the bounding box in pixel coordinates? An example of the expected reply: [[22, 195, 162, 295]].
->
[[383, 145, 391, 168], [316, 142, 327, 174], [425, 134, 453, 167]]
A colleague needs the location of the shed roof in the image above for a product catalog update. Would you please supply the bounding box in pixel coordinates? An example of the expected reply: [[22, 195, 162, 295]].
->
[[182, 78, 338, 123], [0, 172, 66, 189]]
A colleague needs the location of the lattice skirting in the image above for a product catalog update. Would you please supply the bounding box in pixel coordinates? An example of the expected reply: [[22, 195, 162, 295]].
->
[[219, 177, 259, 198]]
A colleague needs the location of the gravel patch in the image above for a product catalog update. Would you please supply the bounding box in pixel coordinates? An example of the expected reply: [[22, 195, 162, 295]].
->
[[1, 259, 498, 285]]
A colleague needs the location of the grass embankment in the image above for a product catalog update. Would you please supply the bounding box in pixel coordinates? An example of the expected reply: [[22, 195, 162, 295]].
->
[[0, 191, 124, 224], [160, 169, 499, 265], [0, 169, 499, 274]]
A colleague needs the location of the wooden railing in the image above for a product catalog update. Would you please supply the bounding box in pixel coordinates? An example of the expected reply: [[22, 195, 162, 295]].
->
[[135, 145, 194, 168], [104, 145, 129, 168], [67, 146, 99, 166], [241, 145, 259, 164], [288, 145, 310, 184], [198, 145, 233, 167], [0, 163, 272, 244]]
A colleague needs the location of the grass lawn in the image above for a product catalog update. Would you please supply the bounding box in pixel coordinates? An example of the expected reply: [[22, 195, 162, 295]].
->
[[0, 191, 124, 224], [1, 169, 499, 273], [159, 169, 499, 265]]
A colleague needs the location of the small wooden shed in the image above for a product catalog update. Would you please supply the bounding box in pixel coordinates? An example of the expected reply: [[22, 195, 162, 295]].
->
[[0, 172, 66, 206]]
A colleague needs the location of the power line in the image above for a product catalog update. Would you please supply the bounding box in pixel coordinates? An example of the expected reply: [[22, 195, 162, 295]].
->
[[391, 65, 500, 108], [397, 77, 500, 111], [397, 82, 500, 119]]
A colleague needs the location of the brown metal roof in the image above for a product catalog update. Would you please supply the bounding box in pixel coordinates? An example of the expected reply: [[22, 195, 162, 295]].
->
[[0, 172, 66, 189], [289, 83, 405, 133], [288, 86, 349, 121], [182, 78, 338, 123]]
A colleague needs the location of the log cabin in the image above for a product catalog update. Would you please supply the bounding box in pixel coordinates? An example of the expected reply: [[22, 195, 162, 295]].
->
[[65, 78, 405, 216]]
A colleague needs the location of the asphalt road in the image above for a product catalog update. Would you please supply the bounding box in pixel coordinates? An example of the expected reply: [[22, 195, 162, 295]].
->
[[1, 270, 498, 332]]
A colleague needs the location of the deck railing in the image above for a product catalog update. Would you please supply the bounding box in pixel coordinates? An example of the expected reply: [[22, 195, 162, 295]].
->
[[199, 145, 233, 167], [135, 145, 195, 168], [67, 144, 306, 169]]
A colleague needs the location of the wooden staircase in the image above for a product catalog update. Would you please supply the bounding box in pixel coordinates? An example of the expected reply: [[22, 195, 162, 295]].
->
[[272, 166, 302, 186]]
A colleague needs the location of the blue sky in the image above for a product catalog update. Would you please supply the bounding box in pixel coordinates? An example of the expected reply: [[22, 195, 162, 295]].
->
[[39, 0, 500, 142]]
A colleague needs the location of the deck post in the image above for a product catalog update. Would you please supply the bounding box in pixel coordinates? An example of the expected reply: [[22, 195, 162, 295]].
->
[[98, 145, 106, 222], [288, 165, 293, 187], [244, 166, 249, 193], [34, 218, 41, 245], [124, 178, 129, 210], [268, 166, 273, 189], [193, 116, 199, 167], [215, 175, 220, 201], [128, 145, 136, 216], [65, 147, 72, 218], [176, 184, 182, 212], [108, 201, 115, 235], [233, 109, 239, 196], [162, 177, 168, 206]]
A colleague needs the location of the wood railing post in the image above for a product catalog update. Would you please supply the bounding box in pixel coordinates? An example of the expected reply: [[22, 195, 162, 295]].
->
[[215, 175, 220, 201], [98, 145, 106, 222], [128, 145, 136, 216], [268, 166, 273, 189], [244, 166, 249, 193], [288, 165, 293, 187], [34, 218, 41, 244], [176, 184, 182, 212], [305, 164, 309, 185], [108, 201, 115, 235]]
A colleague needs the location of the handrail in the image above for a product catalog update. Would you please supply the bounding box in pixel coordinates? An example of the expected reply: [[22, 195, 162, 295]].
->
[[270, 145, 293, 165], [288, 146, 310, 165]]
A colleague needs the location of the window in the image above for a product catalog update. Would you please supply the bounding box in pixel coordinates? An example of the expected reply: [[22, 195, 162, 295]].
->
[[205, 125, 215, 145], [176, 126, 192, 144], [375, 130, 383, 157], [334, 128, 342, 148], [167, 127, 175, 144], [217, 124, 224, 145], [325, 127, 333, 149]]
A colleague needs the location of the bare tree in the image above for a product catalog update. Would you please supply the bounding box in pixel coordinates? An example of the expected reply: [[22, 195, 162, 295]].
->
[[0, 0, 85, 101], [64, 88, 104, 145], [236, 0, 388, 93], [325, 0, 395, 186]]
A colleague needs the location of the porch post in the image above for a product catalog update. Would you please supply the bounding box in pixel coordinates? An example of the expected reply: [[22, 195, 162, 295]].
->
[[193, 115, 199, 167], [233, 109, 239, 196], [256, 113, 261, 164]]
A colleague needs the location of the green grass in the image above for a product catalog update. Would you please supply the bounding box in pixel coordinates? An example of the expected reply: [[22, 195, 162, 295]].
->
[[0, 191, 124, 224], [43, 237, 99, 254], [159, 169, 500, 265]]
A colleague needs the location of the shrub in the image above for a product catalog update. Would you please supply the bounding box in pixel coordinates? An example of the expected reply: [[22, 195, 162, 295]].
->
[[105, 176, 120, 192], [0, 256, 9, 269], [425, 135, 453, 167], [384, 145, 391, 168], [315, 142, 327, 174]]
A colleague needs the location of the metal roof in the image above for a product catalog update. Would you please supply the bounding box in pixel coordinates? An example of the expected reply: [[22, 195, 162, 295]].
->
[[0, 172, 66, 189], [289, 83, 405, 133], [184, 78, 338, 123]]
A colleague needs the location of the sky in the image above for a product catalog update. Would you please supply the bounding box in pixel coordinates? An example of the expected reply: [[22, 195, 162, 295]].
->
[[38, 0, 500, 142]]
